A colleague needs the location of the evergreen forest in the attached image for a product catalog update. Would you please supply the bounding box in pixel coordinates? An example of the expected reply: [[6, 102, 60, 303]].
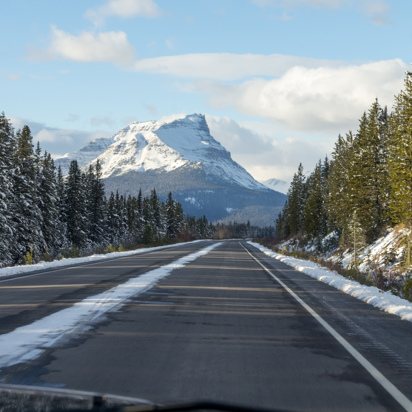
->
[[0, 113, 217, 267], [275, 73, 412, 270]]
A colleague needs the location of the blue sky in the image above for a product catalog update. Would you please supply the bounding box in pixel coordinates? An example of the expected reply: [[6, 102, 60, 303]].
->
[[1, 0, 411, 181]]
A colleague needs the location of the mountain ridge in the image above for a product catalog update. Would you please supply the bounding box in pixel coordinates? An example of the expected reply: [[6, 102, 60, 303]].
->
[[55, 114, 286, 226]]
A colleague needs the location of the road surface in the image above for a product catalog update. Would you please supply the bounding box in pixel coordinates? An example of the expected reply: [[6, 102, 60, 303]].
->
[[1, 240, 412, 411]]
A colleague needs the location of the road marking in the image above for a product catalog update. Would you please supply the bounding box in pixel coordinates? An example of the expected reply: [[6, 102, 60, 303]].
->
[[0, 242, 222, 369], [241, 242, 412, 412], [0, 242, 209, 284]]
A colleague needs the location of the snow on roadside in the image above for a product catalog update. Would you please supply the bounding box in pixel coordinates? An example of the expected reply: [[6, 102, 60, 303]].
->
[[0, 240, 206, 280], [248, 241, 412, 323], [0, 242, 222, 369]]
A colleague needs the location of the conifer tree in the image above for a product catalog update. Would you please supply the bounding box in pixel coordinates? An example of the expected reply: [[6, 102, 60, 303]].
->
[[350, 101, 389, 242], [388, 73, 412, 265], [87, 160, 106, 245], [303, 162, 327, 243], [286, 163, 306, 235], [165, 192, 177, 239], [0, 113, 15, 264], [150, 189, 162, 239], [328, 132, 355, 233], [38, 152, 62, 255], [12, 126, 45, 262], [64, 160, 88, 250]]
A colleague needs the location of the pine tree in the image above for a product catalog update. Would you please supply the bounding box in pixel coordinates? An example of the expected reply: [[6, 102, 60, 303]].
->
[[350, 101, 389, 242], [38, 152, 62, 255], [165, 192, 177, 239], [150, 189, 162, 240], [346, 209, 365, 268], [56, 165, 68, 249], [64, 160, 88, 250], [304, 161, 327, 243], [11, 126, 45, 262], [87, 160, 106, 246], [286, 163, 306, 235], [0, 113, 15, 265], [388, 73, 412, 266], [328, 132, 355, 232], [174, 202, 185, 237]]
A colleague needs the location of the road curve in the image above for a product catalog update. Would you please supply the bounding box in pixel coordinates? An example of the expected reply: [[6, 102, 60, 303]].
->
[[1, 240, 412, 411]]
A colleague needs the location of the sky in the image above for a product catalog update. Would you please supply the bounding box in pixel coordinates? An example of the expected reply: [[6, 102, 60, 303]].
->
[[1, 0, 411, 183]]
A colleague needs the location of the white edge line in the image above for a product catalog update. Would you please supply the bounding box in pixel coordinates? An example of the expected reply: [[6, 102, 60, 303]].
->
[[241, 242, 412, 412]]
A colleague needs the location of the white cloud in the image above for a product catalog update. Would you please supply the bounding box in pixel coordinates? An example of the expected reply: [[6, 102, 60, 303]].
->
[[3, 73, 21, 80], [252, 0, 347, 7], [165, 38, 174, 50], [143, 104, 158, 116], [90, 115, 115, 128], [8, 116, 113, 158], [362, 0, 390, 25], [200, 59, 406, 132], [85, 0, 162, 25], [133, 53, 345, 80], [28, 26, 136, 67], [252, 0, 390, 25], [158, 113, 187, 123], [206, 115, 332, 181]]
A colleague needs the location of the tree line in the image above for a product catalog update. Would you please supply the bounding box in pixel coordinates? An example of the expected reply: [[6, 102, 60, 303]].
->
[[0, 113, 214, 267], [275, 73, 412, 266]]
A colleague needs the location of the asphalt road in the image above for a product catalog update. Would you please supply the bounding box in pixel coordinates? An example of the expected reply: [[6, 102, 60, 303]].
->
[[1, 240, 412, 411]]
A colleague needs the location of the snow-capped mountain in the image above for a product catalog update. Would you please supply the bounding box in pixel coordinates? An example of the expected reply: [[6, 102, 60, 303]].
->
[[55, 114, 286, 226], [260, 178, 290, 195]]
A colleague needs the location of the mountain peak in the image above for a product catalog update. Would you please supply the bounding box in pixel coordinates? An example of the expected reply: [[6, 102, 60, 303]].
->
[[56, 113, 267, 191], [55, 113, 287, 225]]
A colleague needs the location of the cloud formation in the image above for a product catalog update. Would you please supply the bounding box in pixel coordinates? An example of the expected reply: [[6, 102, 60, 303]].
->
[[133, 53, 345, 80], [206, 115, 331, 181], [28, 26, 136, 67], [9, 116, 113, 158], [3, 73, 21, 80], [251, 0, 390, 25], [85, 0, 162, 25], [200, 59, 406, 132], [361, 0, 390, 25], [252, 0, 347, 7]]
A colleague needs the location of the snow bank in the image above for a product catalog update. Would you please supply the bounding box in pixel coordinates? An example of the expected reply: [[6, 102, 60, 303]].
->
[[248, 241, 412, 323], [0, 240, 206, 280], [0, 242, 222, 369]]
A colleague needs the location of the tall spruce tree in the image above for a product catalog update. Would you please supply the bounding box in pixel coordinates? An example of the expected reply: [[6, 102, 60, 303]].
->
[[286, 163, 306, 235], [303, 161, 327, 243], [328, 132, 355, 234], [12, 126, 45, 262], [64, 160, 88, 250], [38, 152, 62, 255], [0, 113, 15, 264], [87, 160, 106, 245], [388, 73, 412, 265]]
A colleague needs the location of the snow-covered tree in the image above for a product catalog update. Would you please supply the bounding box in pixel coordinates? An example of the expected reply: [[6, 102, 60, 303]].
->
[[64, 160, 88, 250]]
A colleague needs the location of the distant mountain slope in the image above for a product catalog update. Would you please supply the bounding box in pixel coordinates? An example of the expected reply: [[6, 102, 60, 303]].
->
[[260, 178, 290, 195], [55, 114, 286, 226]]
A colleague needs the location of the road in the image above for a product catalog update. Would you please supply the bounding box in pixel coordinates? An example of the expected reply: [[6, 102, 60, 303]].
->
[[1, 240, 412, 411]]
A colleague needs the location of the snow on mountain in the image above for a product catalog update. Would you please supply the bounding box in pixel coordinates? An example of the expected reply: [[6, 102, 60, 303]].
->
[[57, 114, 267, 192], [260, 178, 290, 195], [55, 113, 287, 225], [56, 136, 117, 176]]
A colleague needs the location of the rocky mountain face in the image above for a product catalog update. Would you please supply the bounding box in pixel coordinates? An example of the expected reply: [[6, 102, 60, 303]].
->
[[56, 114, 286, 226]]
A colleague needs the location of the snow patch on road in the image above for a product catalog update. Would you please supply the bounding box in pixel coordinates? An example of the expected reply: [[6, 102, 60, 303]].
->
[[248, 241, 412, 323], [0, 242, 222, 369], [0, 240, 206, 280]]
